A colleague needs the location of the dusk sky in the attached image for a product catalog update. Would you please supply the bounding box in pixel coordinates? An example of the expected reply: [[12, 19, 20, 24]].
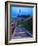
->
[[11, 6, 33, 17]]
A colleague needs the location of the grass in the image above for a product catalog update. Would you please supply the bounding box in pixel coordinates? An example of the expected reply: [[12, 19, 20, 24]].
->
[[21, 22, 32, 31], [17, 20, 32, 34]]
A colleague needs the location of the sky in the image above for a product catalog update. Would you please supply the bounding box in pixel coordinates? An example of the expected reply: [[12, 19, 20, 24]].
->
[[11, 6, 33, 18]]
